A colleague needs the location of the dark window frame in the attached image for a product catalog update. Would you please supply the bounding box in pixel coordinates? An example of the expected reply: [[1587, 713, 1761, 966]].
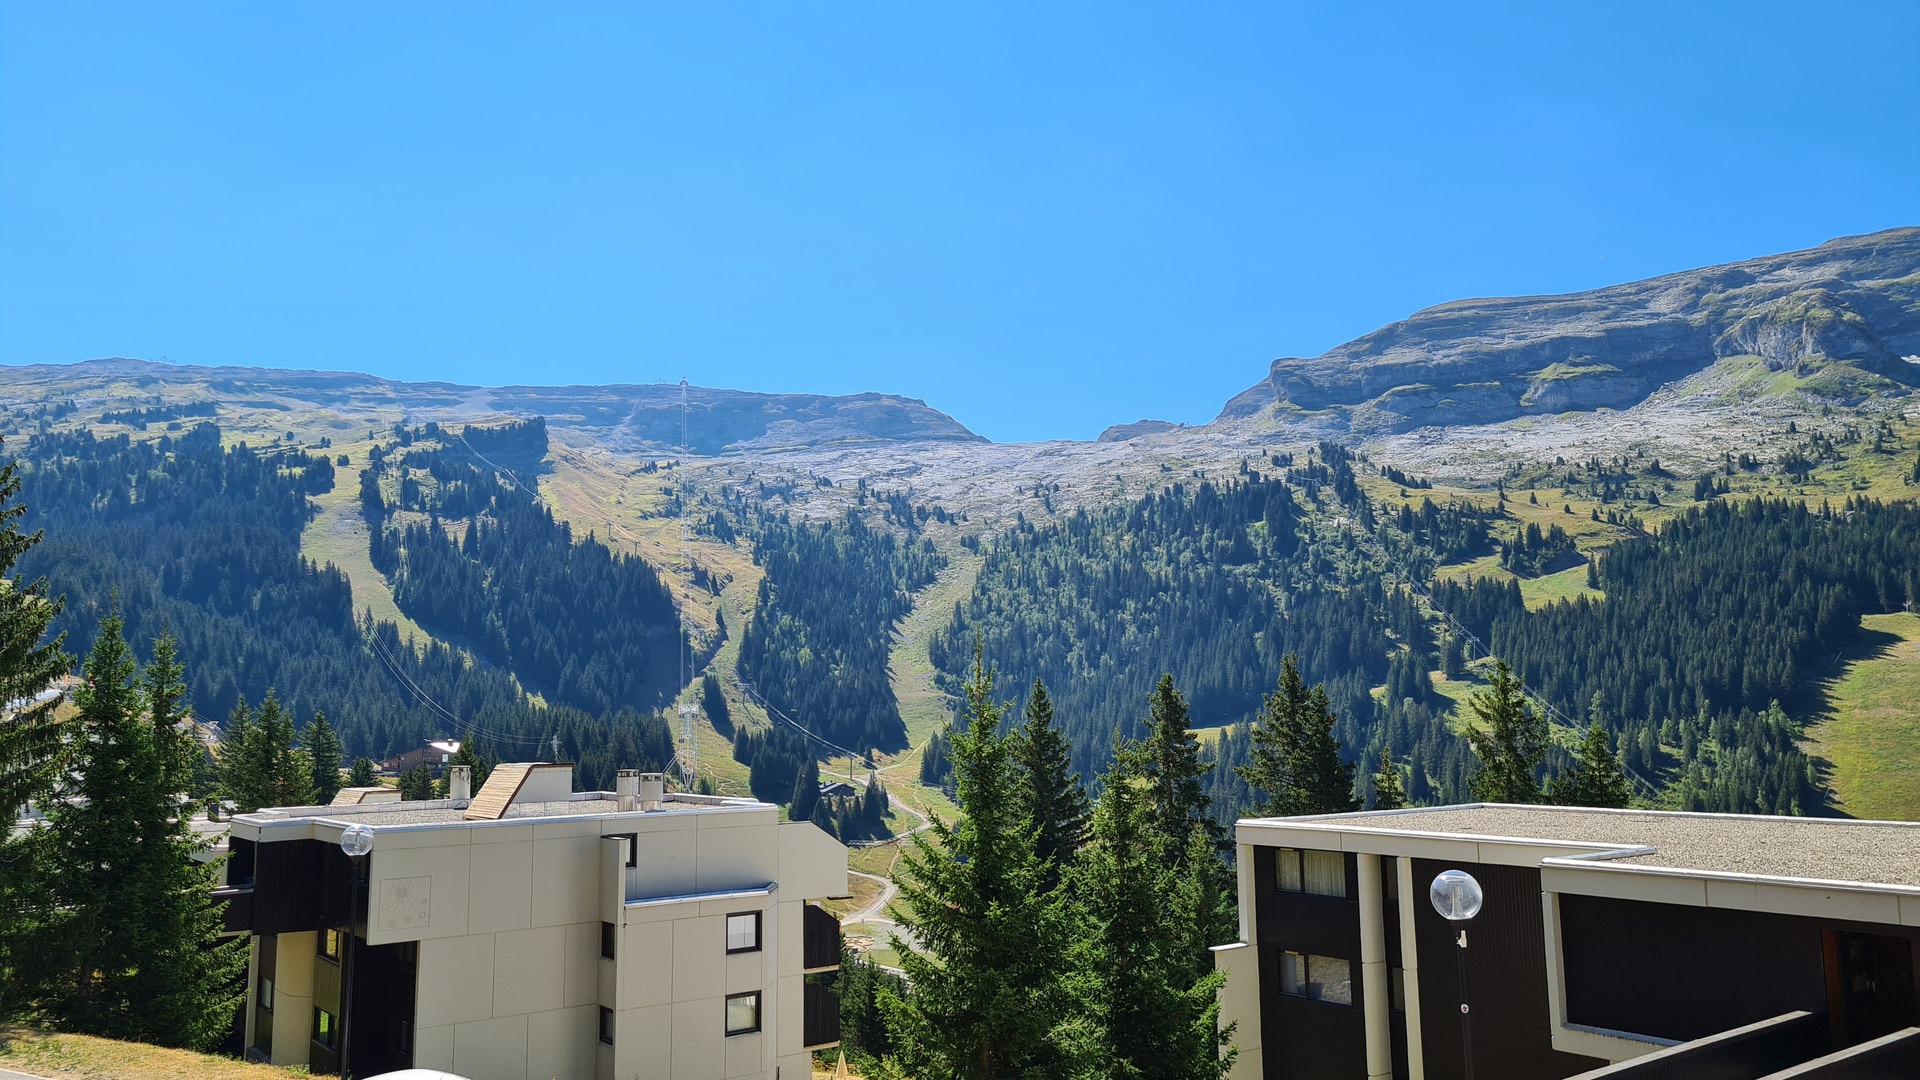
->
[[607, 832, 638, 868], [724, 991, 762, 1036], [599, 1006, 615, 1045], [258, 973, 275, 1013], [313, 1007, 336, 1049], [318, 927, 341, 963], [601, 921, 617, 961], [725, 911, 762, 955]]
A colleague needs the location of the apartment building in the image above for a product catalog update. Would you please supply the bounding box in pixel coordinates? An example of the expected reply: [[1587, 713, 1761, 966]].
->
[[1215, 804, 1920, 1080], [219, 763, 848, 1080]]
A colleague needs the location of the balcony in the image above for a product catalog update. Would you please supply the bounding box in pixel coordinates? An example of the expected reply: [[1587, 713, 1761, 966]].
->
[[803, 902, 842, 973], [803, 980, 840, 1050]]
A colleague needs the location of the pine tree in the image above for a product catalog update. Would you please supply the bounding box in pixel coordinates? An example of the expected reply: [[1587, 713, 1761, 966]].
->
[[1011, 678, 1089, 889], [399, 762, 436, 800], [1465, 659, 1548, 803], [1372, 747, 1408, 810], [789, 757, 821, 825], [346, 757, 377, 787], [24, 616, 247, 1047], [881, 643, 1061, 1080], [0, 447, 73, 1019], [221, 690, 314, 811], [1548, 695, 1632, 808], [435, 733, 496, 797], [1053, 747, 1232, 1080], [302, 711, 343, 805], [1239, 655, 1359, 816], [1141, 673, 1217, 854]]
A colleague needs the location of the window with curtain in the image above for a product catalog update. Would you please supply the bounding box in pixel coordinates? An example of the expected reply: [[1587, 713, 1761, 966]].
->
[[1303, 850, 1346, 897]]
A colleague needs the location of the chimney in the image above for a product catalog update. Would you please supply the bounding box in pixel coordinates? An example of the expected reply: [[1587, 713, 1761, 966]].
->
[[637, 772, 666, 811], [617, 769, 640, 812], [449, 765, 473, 802]]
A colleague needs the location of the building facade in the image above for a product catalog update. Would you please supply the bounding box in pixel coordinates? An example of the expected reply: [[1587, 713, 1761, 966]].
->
[[1216, 804, 1920, 1080], [221, 763, 848, 1080]]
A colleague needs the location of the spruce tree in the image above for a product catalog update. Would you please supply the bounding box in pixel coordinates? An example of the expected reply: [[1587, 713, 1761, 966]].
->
[[435, 732, 496, 797], [221, 690, 314, 811], [1465, 659, 1548, 803], [347, 756, 377, 787], [26, 616, 246, 1047], [789, 756, 821, 825], [1141, 673, 1217, 853], [0, 449, 73, 1018], [1372, 747, 1408, 810], [1548, 696, 1632, 808], [399, 762, 436, 800], [1239, 655, 1358, 816], [1053, 747, 1232, 1080], [302, 711, 343, 805], [881, 644, 1061, 1080], [1011, 678, 1089, 889]]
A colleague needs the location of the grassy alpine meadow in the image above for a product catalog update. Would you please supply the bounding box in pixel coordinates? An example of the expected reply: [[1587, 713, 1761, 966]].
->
[[1806, 612, 1920, 822], [0, 1027, 306, 1080]]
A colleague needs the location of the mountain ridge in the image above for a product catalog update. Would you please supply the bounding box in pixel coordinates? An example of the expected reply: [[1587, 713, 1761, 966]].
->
[[1219, 227, 1920, 435]]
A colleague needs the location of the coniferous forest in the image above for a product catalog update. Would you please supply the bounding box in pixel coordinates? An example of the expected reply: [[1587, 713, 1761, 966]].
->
[[739, 512, 943, 755], [12, 424, 673, 787]]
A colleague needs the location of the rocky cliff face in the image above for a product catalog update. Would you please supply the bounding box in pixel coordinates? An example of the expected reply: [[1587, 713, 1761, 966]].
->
[[1219, 228, 1920, 434], [2, 359, 986, 453]]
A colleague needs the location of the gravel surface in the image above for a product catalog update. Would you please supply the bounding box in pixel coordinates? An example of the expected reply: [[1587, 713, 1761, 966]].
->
[[1323, 805, 1920, 888]]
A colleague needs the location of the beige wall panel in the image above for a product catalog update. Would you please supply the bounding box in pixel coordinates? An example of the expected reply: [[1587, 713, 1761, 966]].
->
[[1540, 867, 1708, 906], [417, 934, 498, 1028], [534, 817, 602, 841], [367, 843, 472, 943], [621, 920, 675, 1008], [471, 823, 535, 846], [776, 1052, 812, 1080], [564, 920, 601, 1007], [495, 925, 568, 1017], [776, 822, 847, 900], [616, 1004, 671, 1080], [243, 939, 259, 1049], [723, 1031, 764, 1078], [697, 807, 777, 830], [275, 932, 318, 996], [470, 839, 535, 934], [1902, 894, 1920, 927], [630, 831, 699, 899], [529, 1004, 599, 1080], [673, 917, 727, 1002], [1705, 878, 1901, 923], [534, 835, 603, 927], [725, 948, 763, 994], [775, 903, 803, 976], [269, 990, 314, 1067], [454, 1013, 530, 1080], [774, 975, 803, 1056], [414, 1023, 456, 1071], [359, 825, 470, 850], [671, 998, 725, 1080]]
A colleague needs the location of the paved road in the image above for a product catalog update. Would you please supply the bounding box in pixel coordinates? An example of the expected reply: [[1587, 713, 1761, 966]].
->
[[0, 1068, 54, 1080]]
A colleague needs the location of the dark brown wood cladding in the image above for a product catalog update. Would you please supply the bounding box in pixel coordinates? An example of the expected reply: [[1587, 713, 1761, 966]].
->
[[1560, 893, 1826, 1042], [1409, 859, 1603, 1080], [804, 903, 841, 970], [804, 980, 840, 1048], [251, 840, 324, 935], [1254, 847, 1368, 1078]]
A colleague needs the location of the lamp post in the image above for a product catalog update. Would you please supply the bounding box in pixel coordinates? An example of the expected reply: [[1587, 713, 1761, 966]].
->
[[338, 824, 374, 1078], [1430, 869, 1484, 1080]]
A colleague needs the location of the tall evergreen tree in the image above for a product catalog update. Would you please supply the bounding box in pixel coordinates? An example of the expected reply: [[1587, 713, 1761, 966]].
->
[[1372, 747, 1408, 811], [1053, 747, 1233, 1080], [1011, 678, 1089, 889], [0, 448, 72, 1021], [220, 690, 314, 812], [346, 756, 377, 787], [23, 616, 246, 1047], [1140, 673, 1217, 854], [1465, 659, 1548, 804], [435, 733, 496, 798], [399, 762, 436, 801], [789, 757, 821, 826], [881, 644, 1061, 1080], [1239, 655, 1359, 816], [302, 711, 343, 805], [1548, 695, 1632, 808]]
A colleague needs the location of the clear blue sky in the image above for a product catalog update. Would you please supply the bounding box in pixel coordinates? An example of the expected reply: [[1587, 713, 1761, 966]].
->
[[3, 3, 1916, 443]]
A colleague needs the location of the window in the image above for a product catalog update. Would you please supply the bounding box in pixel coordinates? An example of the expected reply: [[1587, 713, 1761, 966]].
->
[[1390, 967, 1406, 1013], [1274, 848, 1347, 898], [1275, 848, 1303, 891], [395, 940, 418, 969], [607, 832, 638, 868], [1279, 952, 1352, 1006], [1302, 851, 1346, 897], [258, 974, 275, 1013], [599, 1007, 615, 1046], [314, 1008, 336, 1049], [726, 912, 761, 954], [601, 922, 617, 961], [725, 992, 761, 1035], [1383, 857, 1399, 901], [318, 928, 341, 962]]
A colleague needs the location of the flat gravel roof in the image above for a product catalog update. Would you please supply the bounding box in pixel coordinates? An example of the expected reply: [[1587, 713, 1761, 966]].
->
[[1270, 805, 1920, 889]]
